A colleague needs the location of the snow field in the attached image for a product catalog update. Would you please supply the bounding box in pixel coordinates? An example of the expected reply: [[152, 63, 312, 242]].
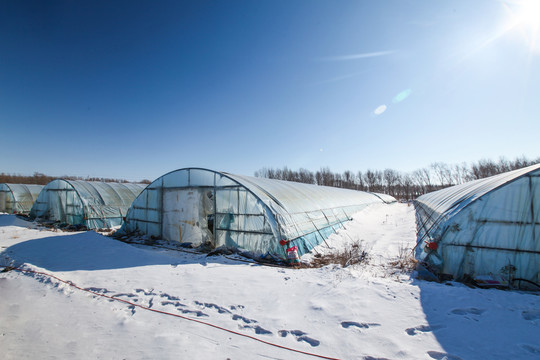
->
[[1, 204, 539, 360]]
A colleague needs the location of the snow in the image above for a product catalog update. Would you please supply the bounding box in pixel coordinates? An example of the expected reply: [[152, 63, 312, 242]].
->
[[1, 204, 539, 360]]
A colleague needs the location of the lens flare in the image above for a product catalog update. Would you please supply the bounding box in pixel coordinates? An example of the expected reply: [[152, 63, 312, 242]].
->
[[374, 105, 387, 115], [504, 0, 540, 53], [392, 89, 412, 103]]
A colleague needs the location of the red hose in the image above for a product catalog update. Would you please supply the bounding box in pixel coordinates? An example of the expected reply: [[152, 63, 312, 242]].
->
[[1, 266, 341, 360]]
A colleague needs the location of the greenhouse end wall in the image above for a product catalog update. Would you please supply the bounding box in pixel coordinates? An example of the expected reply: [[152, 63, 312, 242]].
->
[[121, 168, 394, 259]]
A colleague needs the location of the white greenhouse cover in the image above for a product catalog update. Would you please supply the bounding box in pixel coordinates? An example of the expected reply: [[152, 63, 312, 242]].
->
[[121, 168, 396, 259], [0, 184, 44, 214], [30, 180, 146, 229], [415, 164, 540, 284]]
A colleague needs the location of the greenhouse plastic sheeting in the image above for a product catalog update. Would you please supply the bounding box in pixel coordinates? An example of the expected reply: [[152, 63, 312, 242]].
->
[[120, 168, 396, 259], [414, 164, 540, 284], [0, 184, 44, 214], [30, 180, 146, 229]]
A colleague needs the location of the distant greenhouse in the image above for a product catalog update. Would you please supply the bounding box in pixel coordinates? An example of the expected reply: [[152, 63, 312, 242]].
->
[[0, 184, 44, 215], [30, 180, 146, 229], [414, 164, 540, 286], [119, 168, 396, 259]]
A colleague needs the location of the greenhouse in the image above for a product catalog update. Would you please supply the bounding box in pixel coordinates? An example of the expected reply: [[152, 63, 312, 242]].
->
[[414, 164, 540, 286], [119, 168, 396, 259], [30, 180, 146, 229], [0, 183, 44, 215]]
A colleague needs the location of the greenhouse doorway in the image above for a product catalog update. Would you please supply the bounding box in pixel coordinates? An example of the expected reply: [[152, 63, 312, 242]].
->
[[161, 188, 215, 246], [0, 190, 8, 212]]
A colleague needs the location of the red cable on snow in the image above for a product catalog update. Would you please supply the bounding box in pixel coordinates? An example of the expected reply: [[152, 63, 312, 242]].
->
[[1, 266, 341, 360]]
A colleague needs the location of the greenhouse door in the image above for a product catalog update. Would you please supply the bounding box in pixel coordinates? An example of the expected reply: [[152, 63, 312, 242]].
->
[[0, 191, 7, 213], [162, 188, 214, 246], [48, 190, 67, 222]]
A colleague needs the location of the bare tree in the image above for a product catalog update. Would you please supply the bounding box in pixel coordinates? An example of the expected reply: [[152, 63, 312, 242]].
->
[[383, 169, 400, 196], [411, 167, 433, 194], [356, 171, 365, 191], [316, 167, 334, 186], [363, 170, 377, 192], [253, 155, 539, 198], [342, 170, 355, 189], [431, 162, 453, 186], [400, 173, 414, 200]]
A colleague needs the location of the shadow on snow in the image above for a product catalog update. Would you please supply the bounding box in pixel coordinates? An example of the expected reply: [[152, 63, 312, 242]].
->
[[0, 231, 240, 272], [414, 279, 540, 360]]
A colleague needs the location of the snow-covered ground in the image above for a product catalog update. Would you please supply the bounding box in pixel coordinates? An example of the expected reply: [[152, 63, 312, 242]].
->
[[1, 204, 539, 360]]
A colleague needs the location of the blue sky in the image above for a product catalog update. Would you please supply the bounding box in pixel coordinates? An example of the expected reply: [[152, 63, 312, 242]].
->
[[1, 0, 539, 181]]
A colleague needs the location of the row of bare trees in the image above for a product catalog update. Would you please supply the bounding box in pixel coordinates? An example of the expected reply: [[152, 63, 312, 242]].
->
[[254, 156, 540, 200], [0, 172, 151, 185]]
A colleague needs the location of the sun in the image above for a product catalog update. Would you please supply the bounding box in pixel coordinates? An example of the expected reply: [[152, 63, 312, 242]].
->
[[503, 0, 540, 52]]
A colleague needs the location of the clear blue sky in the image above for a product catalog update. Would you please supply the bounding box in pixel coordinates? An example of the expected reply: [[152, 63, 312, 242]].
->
[[1, 0, 539, 181]]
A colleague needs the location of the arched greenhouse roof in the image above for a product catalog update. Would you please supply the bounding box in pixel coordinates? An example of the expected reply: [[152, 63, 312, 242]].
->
[[63, 180, 147, 208], [0, 183, 44, 214], [223, 172, 394, 215], [30, 180, 146, 228], [414, 163, 540, 285], [415, 163, 540, 223], [122, 168, 396, 258]]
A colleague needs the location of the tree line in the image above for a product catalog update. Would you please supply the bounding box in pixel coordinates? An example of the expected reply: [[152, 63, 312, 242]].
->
[[0, 172, 152, 185], [254, 156, 540, 200]]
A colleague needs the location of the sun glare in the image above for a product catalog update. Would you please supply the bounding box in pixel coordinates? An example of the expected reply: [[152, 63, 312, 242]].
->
[[504, 0, 540, 52]]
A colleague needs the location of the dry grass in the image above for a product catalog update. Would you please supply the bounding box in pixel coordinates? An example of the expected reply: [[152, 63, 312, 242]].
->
[[389, 243, 418, 272], [303, 240, 369, 268]]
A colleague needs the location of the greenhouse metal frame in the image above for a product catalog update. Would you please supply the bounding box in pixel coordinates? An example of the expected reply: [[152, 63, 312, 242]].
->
[[120, 168, 395, 259]]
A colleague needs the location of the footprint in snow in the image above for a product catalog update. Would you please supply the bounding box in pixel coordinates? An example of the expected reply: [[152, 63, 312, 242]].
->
[[159, 293, 182, 301], [232, 314, 257, 324], [194, 301, 231, 314], [242, 325, 272, 335], [427, 351, 463, 360], [84, 287, 112, 294], [160, 300, 207, 317], [112, 292, 137, 298], [178, 308, 208, 317], [135, 288, 156, 296], [278, 330, 320, 347], [161, 300, 186, 307], [112, 293, 138, 302], [521, 309, 540, 321], [450, 307, 485, 316], [520, 344, 540, 355], [405, 324, 445, 336], [341, 321, 381, 330]]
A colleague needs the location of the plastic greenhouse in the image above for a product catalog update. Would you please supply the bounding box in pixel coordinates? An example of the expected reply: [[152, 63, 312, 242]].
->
[[29, 180, 146, 229], [0, 184, 44, 215], [119, 168, 396, 259], [414, 164, 540, 286]]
